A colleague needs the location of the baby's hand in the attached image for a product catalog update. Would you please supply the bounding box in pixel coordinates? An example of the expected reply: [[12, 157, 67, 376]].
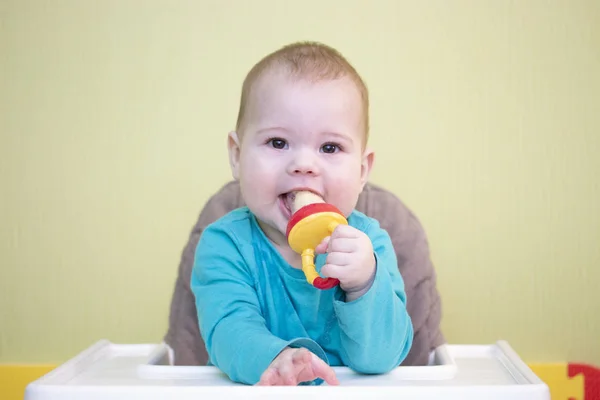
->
[[315, 225, 376, 300], [256, 347, 339, 386]]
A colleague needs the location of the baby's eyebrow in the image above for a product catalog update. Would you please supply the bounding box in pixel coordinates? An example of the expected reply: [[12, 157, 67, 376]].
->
[[322, 131, 353, 144], [255, 126, 292, 136]]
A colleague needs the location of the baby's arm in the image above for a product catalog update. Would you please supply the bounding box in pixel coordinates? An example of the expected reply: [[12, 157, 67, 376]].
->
[[191, 224, 333, 385], [333, 220, 414, 374]]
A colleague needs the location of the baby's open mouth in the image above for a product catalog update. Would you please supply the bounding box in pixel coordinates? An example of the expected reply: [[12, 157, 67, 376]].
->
[[279, 192, 296, 218], [279, 190, 325, 218]]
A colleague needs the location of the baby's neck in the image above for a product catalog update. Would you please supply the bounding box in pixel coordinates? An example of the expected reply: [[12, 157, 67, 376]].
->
[[256, 219, 303, 270], [273, 243, 303, 270]]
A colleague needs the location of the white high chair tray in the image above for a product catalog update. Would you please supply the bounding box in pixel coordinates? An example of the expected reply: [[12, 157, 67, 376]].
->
[[25, 339, 550, 400]]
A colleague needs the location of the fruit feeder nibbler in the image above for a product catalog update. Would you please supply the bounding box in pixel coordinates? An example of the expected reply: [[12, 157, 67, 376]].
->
[[285, 191, 348, 290]]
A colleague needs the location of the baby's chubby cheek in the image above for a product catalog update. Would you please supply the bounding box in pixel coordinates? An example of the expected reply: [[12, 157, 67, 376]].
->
[[327, 193, 360, 217], [325, 175, 362, 208]]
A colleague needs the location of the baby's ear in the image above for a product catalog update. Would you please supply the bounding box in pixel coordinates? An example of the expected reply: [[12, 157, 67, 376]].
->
[[360, 147, 375, 188], [227, 131, 241, 180]]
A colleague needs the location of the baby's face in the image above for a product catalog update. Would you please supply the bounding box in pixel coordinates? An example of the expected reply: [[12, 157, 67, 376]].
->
[[229, 71, 372, 245]]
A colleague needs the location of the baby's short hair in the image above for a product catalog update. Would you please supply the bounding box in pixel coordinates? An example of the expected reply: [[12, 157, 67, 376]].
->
[[235, 41, 369, 141]]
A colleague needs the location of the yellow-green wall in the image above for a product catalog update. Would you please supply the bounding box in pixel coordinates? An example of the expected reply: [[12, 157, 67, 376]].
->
[[1, 0, 598, 366]]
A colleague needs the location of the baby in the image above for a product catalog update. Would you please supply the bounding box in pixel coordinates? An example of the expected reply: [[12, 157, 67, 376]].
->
[[191, 41, 413, 386]]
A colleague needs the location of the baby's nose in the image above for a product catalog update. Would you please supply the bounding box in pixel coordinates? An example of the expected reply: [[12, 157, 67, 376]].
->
[[293, 165, 315, 175], [288, 152, 320, 175]]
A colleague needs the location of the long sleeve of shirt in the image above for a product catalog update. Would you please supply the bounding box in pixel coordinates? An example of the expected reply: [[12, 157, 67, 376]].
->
[[331, 217, 414, 373], [190, 219, 328, 385]]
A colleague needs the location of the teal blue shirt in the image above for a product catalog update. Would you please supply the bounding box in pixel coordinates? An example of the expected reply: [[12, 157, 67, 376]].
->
[[191, 207, 413, 385]]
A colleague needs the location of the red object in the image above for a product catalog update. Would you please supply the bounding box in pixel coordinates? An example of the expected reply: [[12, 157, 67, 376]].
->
[[285, 203, 345, 238], [568, 363, 600, 400], [313, 277, 340, 290]]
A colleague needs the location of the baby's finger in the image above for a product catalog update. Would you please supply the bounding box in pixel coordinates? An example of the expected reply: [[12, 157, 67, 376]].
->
[[320, 263, 344, 279], [327, 237, 357, 253], [325, 251, 352, 267], [276, 358, 300, 386], [314, 236, 331, 254], [257, 367, 279, 386], [295, 363, 318, 384], [310, 354, 339, 385], [292, 349, 320, 385], [291, 348, 312, 365], [331, 224, 360, 239]]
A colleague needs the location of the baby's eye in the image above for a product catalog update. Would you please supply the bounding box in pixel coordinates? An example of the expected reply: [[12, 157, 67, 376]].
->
[[321, 143, 341, 154], [268, 138, 288, 149]]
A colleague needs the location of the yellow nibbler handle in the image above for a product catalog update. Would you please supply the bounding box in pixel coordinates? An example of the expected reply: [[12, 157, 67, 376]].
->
[[286, 203, 348, 290]]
